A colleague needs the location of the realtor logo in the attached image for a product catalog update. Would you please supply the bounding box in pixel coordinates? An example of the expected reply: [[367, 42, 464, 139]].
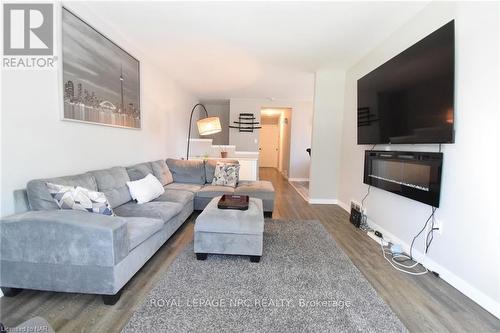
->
[[3, 3, 53, 56]]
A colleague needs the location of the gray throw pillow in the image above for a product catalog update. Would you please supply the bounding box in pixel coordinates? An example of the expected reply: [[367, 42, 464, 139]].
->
[[47, 182, 114, 216]]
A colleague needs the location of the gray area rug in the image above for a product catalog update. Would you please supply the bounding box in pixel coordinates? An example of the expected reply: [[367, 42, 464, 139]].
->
[[123, 220, 407, 332]]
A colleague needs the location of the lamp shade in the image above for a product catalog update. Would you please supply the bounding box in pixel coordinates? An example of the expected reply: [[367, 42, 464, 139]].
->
[[197, 116, 222, 136]]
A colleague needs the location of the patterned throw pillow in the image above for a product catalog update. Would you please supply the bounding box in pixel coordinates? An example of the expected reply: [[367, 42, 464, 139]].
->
[[46, 183, 114, 216], [212, 162, 240, 187]]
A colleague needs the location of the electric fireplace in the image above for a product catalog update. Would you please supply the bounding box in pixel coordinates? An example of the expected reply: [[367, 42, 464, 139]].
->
[[364, 151, 443, 207]]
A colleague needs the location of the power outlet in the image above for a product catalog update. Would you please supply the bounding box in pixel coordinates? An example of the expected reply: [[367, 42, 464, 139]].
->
[[351, 200, 367, 216], [350, 200, 362, 212], [427, 217, 443, 235], [433, 219, 443, 235]]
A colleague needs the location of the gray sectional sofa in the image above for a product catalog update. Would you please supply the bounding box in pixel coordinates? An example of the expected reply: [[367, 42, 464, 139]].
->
[[0, 159, 274, 304]]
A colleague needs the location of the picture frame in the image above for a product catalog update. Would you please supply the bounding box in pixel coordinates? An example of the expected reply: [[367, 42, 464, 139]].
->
[[61, 7, 141, 129]]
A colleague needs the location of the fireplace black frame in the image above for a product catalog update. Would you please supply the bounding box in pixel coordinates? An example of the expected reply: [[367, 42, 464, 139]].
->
[[364, 150, 443, 207]]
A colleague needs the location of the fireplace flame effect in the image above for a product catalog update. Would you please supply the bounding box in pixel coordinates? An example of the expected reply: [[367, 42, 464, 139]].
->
[[368, 174, 430, 192]]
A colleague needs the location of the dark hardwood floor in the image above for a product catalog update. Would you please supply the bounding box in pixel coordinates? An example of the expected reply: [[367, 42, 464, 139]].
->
[[1, 168, 498, 332]]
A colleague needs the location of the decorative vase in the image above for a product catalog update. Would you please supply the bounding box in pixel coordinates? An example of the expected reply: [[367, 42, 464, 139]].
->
[[220, 151, 228, 158]]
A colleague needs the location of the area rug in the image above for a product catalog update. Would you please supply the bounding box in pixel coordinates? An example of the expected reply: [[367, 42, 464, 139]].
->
[[122, 220, 407, 332]]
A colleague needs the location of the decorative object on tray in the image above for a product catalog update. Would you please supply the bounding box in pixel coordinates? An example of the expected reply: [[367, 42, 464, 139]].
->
[[212, 162, 240, 187], [229, 113, 262, 132], [62, 8, 141, 129], [217, 194, 249, 210]]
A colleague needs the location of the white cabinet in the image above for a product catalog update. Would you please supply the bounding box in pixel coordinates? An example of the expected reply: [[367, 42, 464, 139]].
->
[[237, 158, 259, 181], [189, 157, 259, 181]]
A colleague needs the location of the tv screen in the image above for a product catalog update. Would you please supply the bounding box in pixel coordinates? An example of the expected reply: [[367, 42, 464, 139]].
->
[[357, 21, 455, 144]]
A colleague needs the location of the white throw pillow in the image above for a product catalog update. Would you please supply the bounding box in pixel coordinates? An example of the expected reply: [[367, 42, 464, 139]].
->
[[126, 174, 165, 204]]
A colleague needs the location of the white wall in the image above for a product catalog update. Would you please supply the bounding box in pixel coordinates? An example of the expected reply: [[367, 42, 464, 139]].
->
[[309, 68, 346, 203], [333, 2, 500, 317], [0, 3, 198, 216], [229, 98, 313, 179]]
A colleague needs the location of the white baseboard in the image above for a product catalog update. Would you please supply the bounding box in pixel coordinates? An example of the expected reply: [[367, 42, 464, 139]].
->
[[337, 200, 350, 212], [308, 198, 338, 205], [338, 200, 500, 319], [288, 178, 309, 182]]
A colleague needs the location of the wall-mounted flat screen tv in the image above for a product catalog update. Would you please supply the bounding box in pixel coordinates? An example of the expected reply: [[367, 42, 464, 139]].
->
[[357, 20, 455, 144]]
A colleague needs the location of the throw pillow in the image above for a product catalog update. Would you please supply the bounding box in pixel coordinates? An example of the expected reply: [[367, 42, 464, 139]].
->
[[46, 183, 114, 216], [126, 173, 165, 204], [212, 162, 240, 187], [205, 159, 239, 183], [151, 160, 173, 185]]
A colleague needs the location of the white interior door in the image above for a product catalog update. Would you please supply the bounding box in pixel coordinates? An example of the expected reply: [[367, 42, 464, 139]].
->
[[259, 124, 280, 168]]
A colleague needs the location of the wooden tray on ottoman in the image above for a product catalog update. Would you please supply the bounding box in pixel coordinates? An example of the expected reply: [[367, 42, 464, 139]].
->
[[217, 194, 249, 210]]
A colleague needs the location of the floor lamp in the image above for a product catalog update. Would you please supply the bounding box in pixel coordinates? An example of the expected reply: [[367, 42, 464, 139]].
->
[[186, 103, 222, 160]]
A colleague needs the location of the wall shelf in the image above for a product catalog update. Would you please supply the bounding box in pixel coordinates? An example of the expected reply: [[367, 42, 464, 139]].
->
[[229, 113, 262, 132]]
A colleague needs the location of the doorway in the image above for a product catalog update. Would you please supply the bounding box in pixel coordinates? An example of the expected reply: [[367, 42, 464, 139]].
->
[[259, 123, 280, 168], [259, 108, 292, 178]]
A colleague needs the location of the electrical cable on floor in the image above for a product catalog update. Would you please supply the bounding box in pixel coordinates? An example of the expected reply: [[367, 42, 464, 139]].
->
[[380, 241, 428, 275], [378, 207, 437, 275]]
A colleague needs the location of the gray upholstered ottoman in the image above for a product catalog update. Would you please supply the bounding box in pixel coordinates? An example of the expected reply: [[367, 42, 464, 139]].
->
[[194, 196, 264, 262]]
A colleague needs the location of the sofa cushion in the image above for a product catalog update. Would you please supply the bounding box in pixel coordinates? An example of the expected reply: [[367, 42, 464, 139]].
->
[[126, 217, 164, 251], [151, 160, 173, 185], [114, 200, 183, 222], [166, 159, 206, 184], [26, 173, 97, 211], [126, 162, 153, 181], [196, 185, 235, 198], [89, 167, 132, 209], [204, 159, 239, 183], [164, 182, 203, 193], [155, 189, 194, 206], [47, 183, 114, 216], [234, 180, 275, 200]]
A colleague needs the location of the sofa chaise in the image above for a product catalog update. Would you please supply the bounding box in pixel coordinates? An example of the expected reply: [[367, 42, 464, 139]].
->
[[0, 159, 274, 304]]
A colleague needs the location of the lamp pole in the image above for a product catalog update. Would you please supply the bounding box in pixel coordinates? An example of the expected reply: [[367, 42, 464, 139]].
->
[[186, 103, 209, 160]]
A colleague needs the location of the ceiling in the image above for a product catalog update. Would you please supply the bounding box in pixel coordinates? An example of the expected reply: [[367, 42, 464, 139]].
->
[[82, 1, 429, 101]]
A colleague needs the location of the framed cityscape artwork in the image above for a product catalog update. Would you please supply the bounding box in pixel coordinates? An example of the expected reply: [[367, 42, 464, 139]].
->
[[62, 7, 141, 129]]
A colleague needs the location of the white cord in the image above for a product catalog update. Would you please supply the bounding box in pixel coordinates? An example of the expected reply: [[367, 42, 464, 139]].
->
[[380, 241, 428, 276], [392, 255, 419, 268]]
